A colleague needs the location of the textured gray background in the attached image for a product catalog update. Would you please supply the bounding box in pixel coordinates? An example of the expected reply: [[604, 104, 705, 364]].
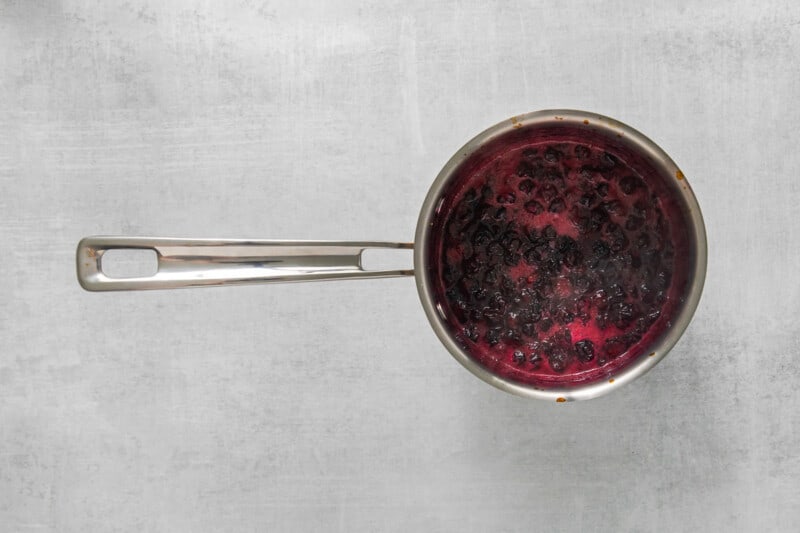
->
[[1, 1, 799, 531]]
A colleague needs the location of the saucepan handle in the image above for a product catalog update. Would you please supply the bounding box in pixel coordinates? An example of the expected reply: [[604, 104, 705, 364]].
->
[[76, 236, 414, 292]]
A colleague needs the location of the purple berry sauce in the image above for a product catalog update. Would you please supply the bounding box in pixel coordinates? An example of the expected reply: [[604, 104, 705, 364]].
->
[[426, 125, 694, 387]]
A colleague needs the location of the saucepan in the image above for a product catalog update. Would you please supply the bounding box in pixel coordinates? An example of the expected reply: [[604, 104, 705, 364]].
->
[[77, 109, 707, 401]]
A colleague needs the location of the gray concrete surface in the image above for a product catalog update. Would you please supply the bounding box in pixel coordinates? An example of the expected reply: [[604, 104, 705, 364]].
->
[[1, 1, 799, 531]]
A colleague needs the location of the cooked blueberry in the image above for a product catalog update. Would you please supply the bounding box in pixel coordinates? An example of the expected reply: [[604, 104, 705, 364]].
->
[[595, 182, 609, 197], [501, 234, 523, 254], [619, 175, 643, 194], [519, 179, 535, 193], [517, 161, 534, 177], [512, 350, 525, 364], [521, 322, 536, 337], [592, 240, 611, 259], [504, 329, 522, 345], [503, 252, 521, 266], [496, 192, 516, 204], [486, 327, 502, 346], [540, 184, 558, 202], [601, 200, 622, 214], [625, 215, 644, 231], [574, 145, 590, 159], [575, 340, 595, 362], [548, 198, 566, 213], [554, 327, 572, 345], [529, 352, 543, 367], [464, 325, 480, 342], [601, 152, 618, 169], [563, 249, 583, 268], [542, 225, 557, 241], [609, 301, 635, 328], [544, 147, 562, 163], [578, 192, 597, 207], [524, 200, 543, 214], [653, 270, 671, 290], [547, 347, 569, 372], [589, 207, 608, 231], [632, 199, 648, 217]]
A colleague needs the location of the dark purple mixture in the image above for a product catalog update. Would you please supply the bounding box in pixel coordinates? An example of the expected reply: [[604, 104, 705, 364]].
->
[[427, 126, 694, 387]]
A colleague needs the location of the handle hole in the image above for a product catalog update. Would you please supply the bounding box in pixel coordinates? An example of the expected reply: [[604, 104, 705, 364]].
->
[[360, 248, 412, 272], [101, 249, 158, 278]]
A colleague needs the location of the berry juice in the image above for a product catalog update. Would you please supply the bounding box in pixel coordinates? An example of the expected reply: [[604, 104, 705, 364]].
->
[[426, 124, 694, 387]]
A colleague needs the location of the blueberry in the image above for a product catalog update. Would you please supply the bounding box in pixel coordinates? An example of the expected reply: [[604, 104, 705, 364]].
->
[[486, 327, 502, 346], [524, 200, 543, 214], [519, 179, 535, 193], [601, 200, 623, 214], [548, 197, 566, 213], [554, 327, 572, 345], [454, 202, 474, 223], [493, 206, 507, 220], [464, 325, 480, 342], [625, 215, 644, 231], [472, 226, 493, 248], [607, 283, 626, 301], [540, 184, 558, 202], [496, 192, 516, 204], [504, 329, 522, 346], [544, 147, 562, 163], [539, 318, 553, 332], [601, 152, 618, 169], [520, 322, 536, 337], [512, 350, 525, 364], [592, 240, 611, 259], [517, 161, 534, 177], [619, 175, 643, 194], [589, 207, 608, 231], [653, 270, 671, 291], [596, 182, 609, 197], [563, 249, 583, 268], [487, 241, 504, 259], [471, 286, 488, 301], [578, 192, 597, 207], [609, 301, 635, 328], [632, 199, 648, 217], [610, 231, 629, 252], [503, 252, 521, 266], [529, 352, 543, 367], [574, 145, 590, 159], [645, 308, 661, 325], [542, 225, 557, 241], [637, 233, 651, 249], [522, 148, 538, 159], [523, 246, 543, 264], [501, 234, 523, 254], [547, 347, 569, 372], [575, 340, 595, 362]]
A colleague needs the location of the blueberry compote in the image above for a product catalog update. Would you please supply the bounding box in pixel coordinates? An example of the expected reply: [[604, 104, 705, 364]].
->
[[428, 129, 693, 387]]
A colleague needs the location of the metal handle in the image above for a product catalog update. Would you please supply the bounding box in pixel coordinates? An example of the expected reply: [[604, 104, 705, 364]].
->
[[76, 236, 414, 291]]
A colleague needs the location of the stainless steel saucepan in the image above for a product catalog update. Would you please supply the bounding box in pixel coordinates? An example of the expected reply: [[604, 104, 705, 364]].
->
[[77, 109, 707, 401]]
